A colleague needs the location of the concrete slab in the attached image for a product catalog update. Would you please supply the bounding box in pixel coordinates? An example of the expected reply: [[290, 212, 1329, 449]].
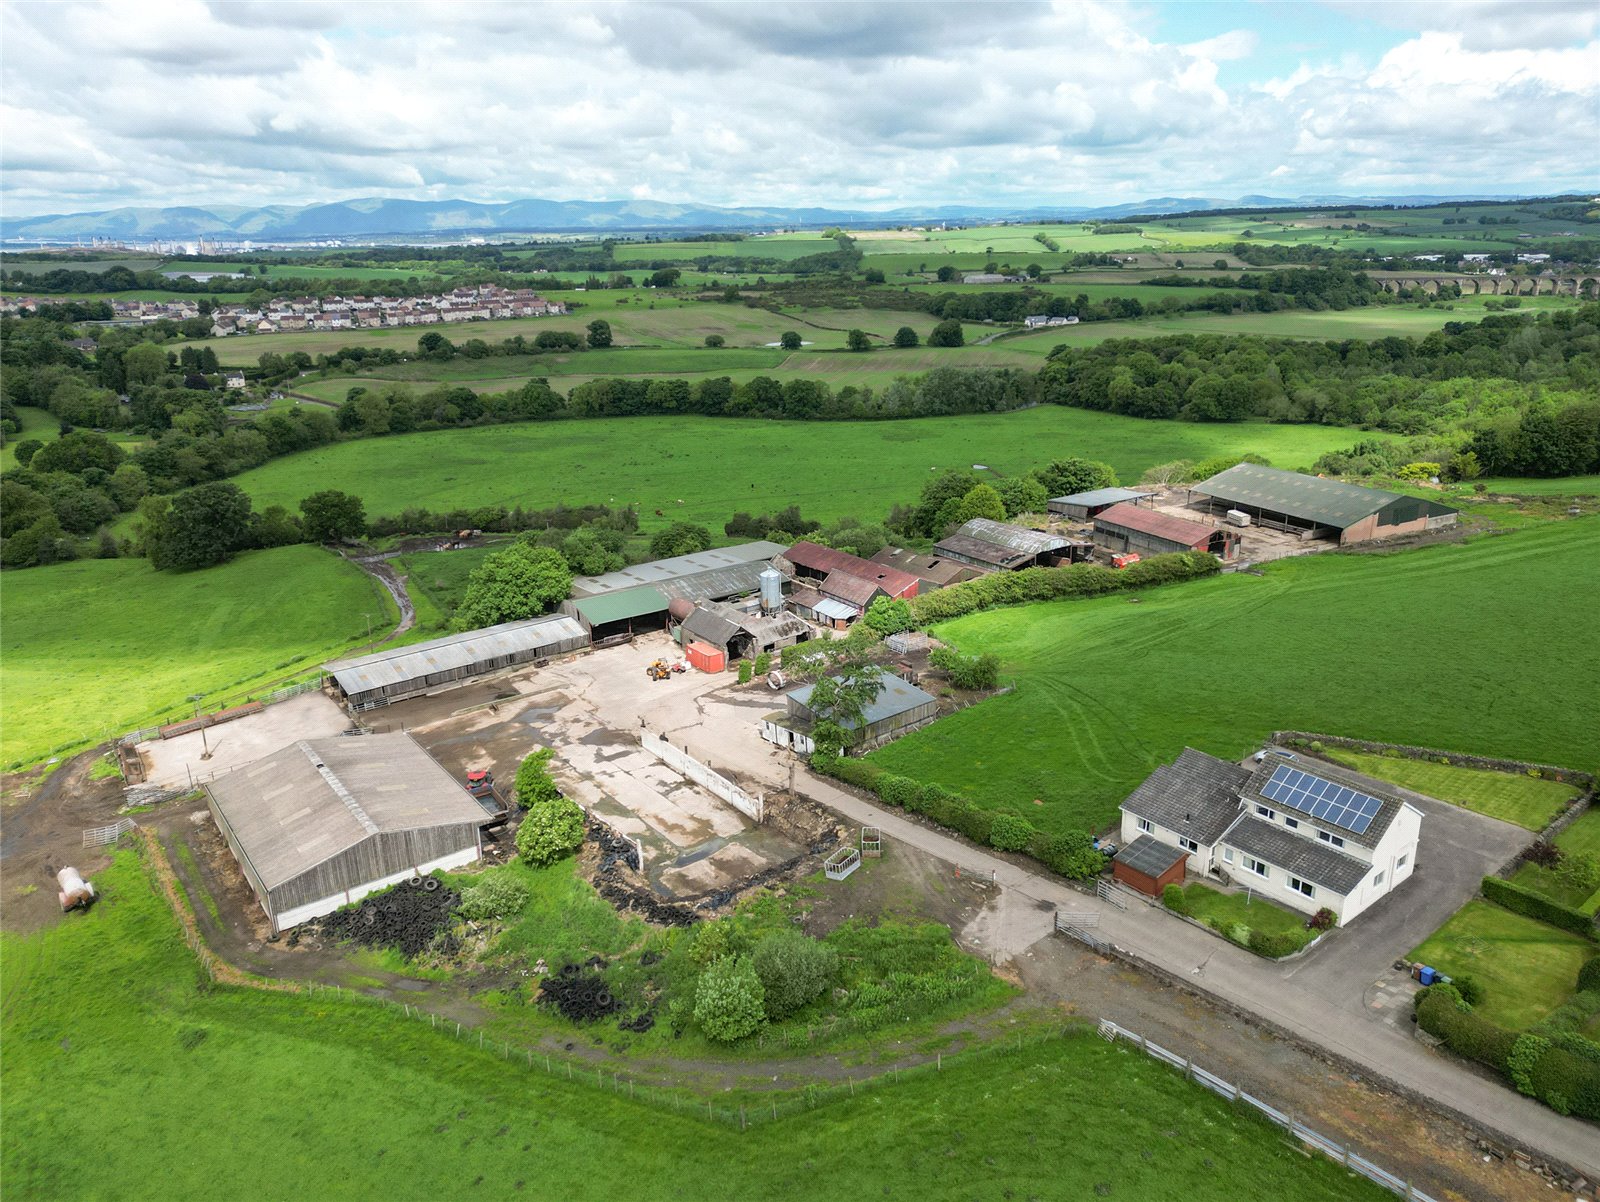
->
[[138, 692, 352, 790]]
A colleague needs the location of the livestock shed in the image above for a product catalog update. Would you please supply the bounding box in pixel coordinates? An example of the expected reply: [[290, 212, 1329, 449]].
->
[[934, 518, 1091, 571], [566, 585, 673, 641], [1113, 836, 1189, 898], [325, 615, 589, 709], [777, 541, 919, 599], [1049, 487, 1156, 522], [760, 670, 939, 754], [680, 601, 811, 659], [1093, 502, 1239, 561], [205, 733, 485, 933], [569, 541, 785, 602], [871, 546, 985, 590], [1187, 464, 1458, 545]]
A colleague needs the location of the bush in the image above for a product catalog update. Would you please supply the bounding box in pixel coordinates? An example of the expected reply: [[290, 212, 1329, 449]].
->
[[875, 774, 923, 809], [515, 797, 585, 867], [1031, 830, 1105, 880], [738, 660, 753, 684], [928, 646, 1000, 690], [914, 783, 959, 824], [694, 955, 766, 1042], [457, 874, 530, 921], [689, 918, 745, 967], [1452, 974, 1486, 1007], [1306, 907, 1337, 931], [1521, 840, 1563, 869], [513, 747, 560, 807], [753, 651, 772, 675], [1162, 884, 1187, 913], [1579, 957, 1600, 993], [751, 930, 839, 1020], [862, 595, 915, 636], [1528, 1043, 1600, 1118], [988, 813, 1034, 852], [949, 804, 994, 846], [1481, 875, 1597, 938], [1509, 1033, 1551, 1095], [1248, 928, 1309, 958], [1417, 987, 1518, 1072]]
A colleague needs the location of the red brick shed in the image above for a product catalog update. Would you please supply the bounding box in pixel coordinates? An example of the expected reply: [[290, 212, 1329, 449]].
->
[[1112, 836, 1188, 897]]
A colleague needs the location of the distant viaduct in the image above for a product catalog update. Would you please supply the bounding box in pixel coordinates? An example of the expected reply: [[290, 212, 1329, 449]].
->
[[1371, 274, 1599, 298]]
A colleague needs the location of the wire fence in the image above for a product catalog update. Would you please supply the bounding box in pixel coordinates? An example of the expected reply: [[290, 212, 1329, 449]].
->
[[1097, 1019, 1440, 1202]]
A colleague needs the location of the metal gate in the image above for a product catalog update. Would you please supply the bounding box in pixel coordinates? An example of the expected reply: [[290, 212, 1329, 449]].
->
[[82, 817, 137, 848], [1096, 878, 1128, 910]]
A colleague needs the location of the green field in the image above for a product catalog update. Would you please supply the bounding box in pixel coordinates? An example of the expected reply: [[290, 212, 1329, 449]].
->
[[230, 408, 1382, 532], [1557, 810, 1600, 858], [870, 520, 1600, 836], [0, 547, 395, 766], [1478, 475, 1600, 497], [0, 853, 1386, 1201], [1, 405, 59, 469], [1408, 900, 1595, 1030], [1317, 749, 1581, 831]]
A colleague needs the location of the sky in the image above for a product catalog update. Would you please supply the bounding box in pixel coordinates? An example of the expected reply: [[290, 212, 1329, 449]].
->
[[2, 0, 1597, 218]]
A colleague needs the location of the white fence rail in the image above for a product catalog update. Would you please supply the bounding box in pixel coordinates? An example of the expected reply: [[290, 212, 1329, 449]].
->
[[83, 817, 137, 848], [1097, 1019, 1439, 1202], [641, 731, 764, 823]]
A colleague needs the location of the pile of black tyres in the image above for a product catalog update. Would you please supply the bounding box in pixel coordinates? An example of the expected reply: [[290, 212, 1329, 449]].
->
[[538, 963, 620, 1021], [319, 876, 461, 958]]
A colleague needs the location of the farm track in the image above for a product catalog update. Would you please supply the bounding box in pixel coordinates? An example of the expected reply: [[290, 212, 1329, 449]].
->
[[345, 551, 416, 645]]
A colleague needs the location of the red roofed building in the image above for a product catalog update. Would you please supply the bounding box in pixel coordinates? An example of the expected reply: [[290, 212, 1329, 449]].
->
[[1093, 503, 1239, 561], [776, 541, 919, 599]]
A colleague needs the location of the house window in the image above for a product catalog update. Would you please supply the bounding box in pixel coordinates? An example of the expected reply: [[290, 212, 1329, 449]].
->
[[1288, 876, 1315, 898], [1284, 817, 1299, 830], [1256, 805, 1276, 821], [1317, 830, 1346, 849], [1136, 817, 1153, 835], [1396, 854, 1408, 869], [1222, 847, 1234, 863], [1243, 857, 1268, 878], [1372, 871, 1385, 887], [1178, 836, 1199, 853]]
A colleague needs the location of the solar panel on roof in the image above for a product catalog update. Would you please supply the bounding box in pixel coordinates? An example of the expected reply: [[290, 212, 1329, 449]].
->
[[1260, 763, 1382, 834]]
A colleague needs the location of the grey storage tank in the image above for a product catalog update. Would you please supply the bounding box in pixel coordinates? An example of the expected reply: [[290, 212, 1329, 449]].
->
[[759, 567, 783, 614]]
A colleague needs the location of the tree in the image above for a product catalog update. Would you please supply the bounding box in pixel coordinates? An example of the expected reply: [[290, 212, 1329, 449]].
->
[[515, 796, 585, 867], [560, 528, 624, 576], [148, 481, 252, 571], [927, 319, 964, 347], [703, 334, 725, 348], [417, 331, 455, 361], [31, 430, 125, 477], [1032, 457, 1117, 498], [647, 268, 681, 288], [514, 747, 562, 807], [694, 955, 765, 1042], [10, 439, 43, 467], [779, 331, 803, 351], [892, 326, 919, 348], [804, 666, 887, 754], [862, 596, 914, 636], [453, 541, 573, 630], [751, 930, 838, 1020], [953, 483, 1005, 524], [995, 476, 1048, 518], [586, 319, 613, 349], [299, 490, 366, 543], [846, 328, 872, 352], [648, 521, 712, 559], [936, 265, 958, 282], [122, 341, 168, 386]]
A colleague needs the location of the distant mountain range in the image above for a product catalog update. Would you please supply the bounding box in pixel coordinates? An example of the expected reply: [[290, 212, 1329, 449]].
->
[[0, 192, 1531, 243]]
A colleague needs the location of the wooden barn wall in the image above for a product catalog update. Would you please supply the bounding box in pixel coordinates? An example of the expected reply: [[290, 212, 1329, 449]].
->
[[267, 824, 480, 913]]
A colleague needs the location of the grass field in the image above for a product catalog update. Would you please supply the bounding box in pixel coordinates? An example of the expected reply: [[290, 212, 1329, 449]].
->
[[1317, 749, 1581, 831], [391, 544, 500, 629], [0, 547, 395, 766], [1478, 475, 1600, 497], [230, 407, 1381, 531], [1, 405, 59, 469], [0, 853, 1387, 1202], [869, 520, 1600, 836], [1408, 900, 1595, 1029], [1557, 810, 1600, 858]]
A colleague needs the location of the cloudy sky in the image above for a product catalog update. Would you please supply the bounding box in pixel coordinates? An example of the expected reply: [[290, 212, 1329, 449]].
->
[[2, 0, 1597, 217]]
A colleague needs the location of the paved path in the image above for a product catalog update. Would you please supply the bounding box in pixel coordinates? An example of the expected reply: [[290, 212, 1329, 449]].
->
[[712, 737, 1600, 1177]]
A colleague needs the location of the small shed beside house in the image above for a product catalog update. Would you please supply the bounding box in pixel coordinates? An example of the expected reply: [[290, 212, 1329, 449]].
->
[[1113, 836, 1189, 897]]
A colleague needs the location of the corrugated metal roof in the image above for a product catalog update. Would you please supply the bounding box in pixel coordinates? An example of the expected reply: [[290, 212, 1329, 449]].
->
[[820, 570, 883, 608], [1094, 503, 1219, 549], [681, 606, 743, 648], [933, 533, 1029, 569], [572, 586, 670, 627], [789, 585, 825, 611], [570, 541, 784, 597], [651, 560, 771, 603], [1051, 487, 1153, 508], [1116, 835, 1188, 878], [206, 734, 483, 890], [781, 541, 919, 597], [871, 547, 978, 587], [814, 598, 860, 621], [1191, 464, 1451, 529], [326, 615, 587, 695], [956, 518, 1074, 555], [789, 671, 937, 728]]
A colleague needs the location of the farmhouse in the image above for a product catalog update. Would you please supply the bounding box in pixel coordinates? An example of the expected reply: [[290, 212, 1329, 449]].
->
[[324, 614, 588, 709], [1187, 463, 1458, 546], [1048, 486, 1156, 522], [205, 733, 486, 933], [871, 546, 985, 590], [1118, 748, 1422, 923], [933, 518, 1091, 571], [1093, 502, 1239, 560], [760, 670, 939, 755], [565, 541, 786, 638]]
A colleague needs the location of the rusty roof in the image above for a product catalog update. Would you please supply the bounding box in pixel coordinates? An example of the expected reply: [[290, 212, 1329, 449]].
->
[[1094, 503, 1219, 549], [781, 541, 918, 596]]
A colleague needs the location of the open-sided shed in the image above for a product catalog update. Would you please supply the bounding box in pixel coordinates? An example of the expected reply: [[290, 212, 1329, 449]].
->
[[205, 733, 485, 933], [1049, 487, 1155, 521], [1187, 463, 1458, 545]]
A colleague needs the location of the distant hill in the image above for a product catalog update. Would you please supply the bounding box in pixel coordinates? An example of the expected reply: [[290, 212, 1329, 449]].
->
[[0, 192, 1531, 243]]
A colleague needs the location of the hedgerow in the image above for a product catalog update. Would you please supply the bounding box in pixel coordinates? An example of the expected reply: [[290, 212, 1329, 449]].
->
[[1481, 875, 1598, 939], [906, 551, 1220, 626]]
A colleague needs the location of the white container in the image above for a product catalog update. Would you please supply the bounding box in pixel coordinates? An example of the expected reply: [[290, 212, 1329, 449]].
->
[[1225, 509, 1251, 528]]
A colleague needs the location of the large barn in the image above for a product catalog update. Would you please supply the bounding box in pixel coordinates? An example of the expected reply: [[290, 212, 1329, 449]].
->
[[205, 733, 486, 933], [325, 615, 588, 709], [565, 541, 786, 639], [1048, 487, 1156, 522], [933, 518, 1091, 571], [1188, 463, 1458, 545], [776, 542, 920, 599], [760, 671, 939, 754], [1093, 503, 1240, 560]]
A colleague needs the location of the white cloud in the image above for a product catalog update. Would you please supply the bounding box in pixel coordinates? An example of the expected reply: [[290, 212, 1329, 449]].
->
[[0, 1, 1595, 219]]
